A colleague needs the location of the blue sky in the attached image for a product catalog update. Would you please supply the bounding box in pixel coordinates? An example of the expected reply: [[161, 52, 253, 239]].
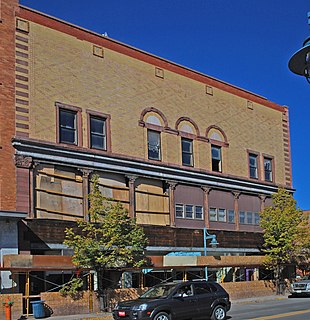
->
[[20, 0, 310, 209]]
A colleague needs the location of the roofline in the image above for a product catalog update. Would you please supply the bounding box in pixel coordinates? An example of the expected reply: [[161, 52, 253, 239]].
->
[[18, 5, 287, 113]]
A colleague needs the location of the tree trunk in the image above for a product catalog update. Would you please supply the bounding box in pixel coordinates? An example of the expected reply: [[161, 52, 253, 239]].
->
[[97, 268, 105, 310], [275, 264, 284, 295]]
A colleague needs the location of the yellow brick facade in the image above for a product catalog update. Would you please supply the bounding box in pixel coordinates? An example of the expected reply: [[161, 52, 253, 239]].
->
[[26, 21, 288, 186]]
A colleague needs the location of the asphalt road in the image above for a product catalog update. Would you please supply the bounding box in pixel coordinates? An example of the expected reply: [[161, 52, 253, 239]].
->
[[229, 296, 310, 320]]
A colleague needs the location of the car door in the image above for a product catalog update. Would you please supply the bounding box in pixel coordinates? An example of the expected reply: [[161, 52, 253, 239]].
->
[[170, 284, 198, 320], [193, 282, 216, 319]]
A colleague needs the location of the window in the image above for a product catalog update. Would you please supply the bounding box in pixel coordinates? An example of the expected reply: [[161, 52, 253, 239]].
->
[[239, 211, 245, 224], [185, 205, 194, 219], [264, 157, 273, 182], [249, 153, 258, 179], [211, 145, 222, 172], [148, 130, 161, 160], [254, 212, 260, 225], [195, 206, 203, 220], [209, 208, 217, 221], [182, 138, 193, 166], [228, 210, 235, 223], [176, 204, 203, 220], [246, 212, 253, 224], [218, 208, 226, 222], [194, 283, 212, 295], [90, 116, 106, 150], [175, 204, 184, 218], [59, 108, 77, 145]]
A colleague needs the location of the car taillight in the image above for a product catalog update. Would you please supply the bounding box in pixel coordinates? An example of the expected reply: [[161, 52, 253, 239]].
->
[[118, 311, 126, 317]]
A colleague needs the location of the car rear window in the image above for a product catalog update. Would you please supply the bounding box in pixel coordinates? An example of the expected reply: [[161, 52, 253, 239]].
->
[[194, 283, 217, 295]]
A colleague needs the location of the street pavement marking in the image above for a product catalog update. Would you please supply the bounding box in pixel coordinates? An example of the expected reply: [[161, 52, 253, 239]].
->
[[250, 309, 310, 319]]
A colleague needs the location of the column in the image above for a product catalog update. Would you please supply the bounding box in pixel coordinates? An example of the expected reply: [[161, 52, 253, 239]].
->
[[14, 154, 33, 215], [29, 161, 40, 219], [201, 187, 211, 228], [259, 195, 266, 212], [79, 168, 92, 221], [126, 175, 137, 218], [233, 192, 240, 231], [167, 181, 177, 227]]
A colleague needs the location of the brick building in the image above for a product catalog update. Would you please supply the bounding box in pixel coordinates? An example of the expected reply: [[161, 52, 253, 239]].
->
[[1, 0, 293, 294]]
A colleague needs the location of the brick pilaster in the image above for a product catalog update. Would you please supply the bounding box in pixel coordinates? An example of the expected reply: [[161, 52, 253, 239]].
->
[[0, 0, 19, 211]]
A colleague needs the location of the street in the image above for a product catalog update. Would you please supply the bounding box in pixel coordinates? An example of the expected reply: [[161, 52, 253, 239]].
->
[[229, 297, 310, 319]]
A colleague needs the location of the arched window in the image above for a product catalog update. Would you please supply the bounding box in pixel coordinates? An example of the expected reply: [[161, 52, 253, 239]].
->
[[139, 107, 168, 161], [206, 125, 228, 173], [176, 118, 199, 167]]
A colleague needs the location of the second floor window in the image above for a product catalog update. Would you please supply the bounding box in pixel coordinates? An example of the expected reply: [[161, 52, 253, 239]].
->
[[182, 138, 193, 166], [264, 157, 273, 182], [90, 116, 106, 150], [228, 210, 235, 223], [148, 130, 161, 160], [175, 204, 203, 220], [59, 108, 77, 145], [249, 153, 258, 179], [211, 145, 222, 172]]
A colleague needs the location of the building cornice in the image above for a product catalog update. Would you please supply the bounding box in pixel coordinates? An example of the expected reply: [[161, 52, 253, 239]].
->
[[13, 138, 293, 196], [18, 5, 287, 114]]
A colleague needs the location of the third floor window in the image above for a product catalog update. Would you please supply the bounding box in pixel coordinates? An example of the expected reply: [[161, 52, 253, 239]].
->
[[181, 138, 193, 166], [59, 108, 77, 145], [249, 153, 258, 179], [90, 116, 106, 150], [148, 130, 161, 160], [211, 145, 222, 172], [264, 157, 273, 182]]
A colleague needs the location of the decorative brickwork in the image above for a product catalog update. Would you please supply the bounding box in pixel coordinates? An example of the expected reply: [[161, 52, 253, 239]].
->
[[0, 0, 19, 211], [15, 26, 30, 138]]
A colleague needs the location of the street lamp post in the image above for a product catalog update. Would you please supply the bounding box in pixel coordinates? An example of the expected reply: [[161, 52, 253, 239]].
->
[[203, 228, 219, 280], [288, 12, 310, 84]]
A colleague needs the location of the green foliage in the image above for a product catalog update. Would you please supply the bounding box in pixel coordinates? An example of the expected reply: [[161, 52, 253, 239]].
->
[[64, 175, 148, 271], [260, 188, 307, 268], [59, 277, 83, 299]]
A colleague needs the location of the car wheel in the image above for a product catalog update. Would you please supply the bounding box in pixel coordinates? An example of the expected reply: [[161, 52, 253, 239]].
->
[[211, 305, 226, 320], [153, 311, 170, 320]]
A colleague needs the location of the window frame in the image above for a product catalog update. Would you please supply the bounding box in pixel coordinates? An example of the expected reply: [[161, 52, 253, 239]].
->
[[211, 144, 222, 172], [147, 129, 161, 161], [181, 137, 194, 167], [246, 211, 253, 224], [86, 110, 111, 152], [89, 115, 106, 150], [228, 210, 235, 223], [209, 207, 217, 221], [56, 102, 82, 146], [195, 205, 203, 220], [254, 212, 260, 225], [239, 211, 245, 224], [248, 152, 259, 179], [263, 156, 274, 182], [175, 204, 184, 218], [175, 204, 203, 220], [218, 208, 227, 222], [185, 204, 194, 219]]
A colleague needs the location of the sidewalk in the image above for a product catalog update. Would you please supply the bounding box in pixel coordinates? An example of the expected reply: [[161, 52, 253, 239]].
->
[[24, 294, 289, 320], [232, 293, 289, 305], [26, 313, 113, 320]]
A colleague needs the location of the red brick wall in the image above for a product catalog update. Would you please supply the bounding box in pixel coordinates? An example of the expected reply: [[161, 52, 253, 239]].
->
[[40, 291, 100, 316], [222, 280, 276, 300], [0, 0, 19, 211], [0, 294, 23, 320]]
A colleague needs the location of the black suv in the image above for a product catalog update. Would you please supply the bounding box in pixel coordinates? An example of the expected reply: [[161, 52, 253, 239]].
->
[[112, 280, 231, 320]]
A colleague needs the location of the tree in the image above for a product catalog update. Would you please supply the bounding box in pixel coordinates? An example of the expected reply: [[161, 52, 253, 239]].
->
[[64, 174, 148, 306], [294, 211, 310, 276], [259, 188, 308, 294]]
